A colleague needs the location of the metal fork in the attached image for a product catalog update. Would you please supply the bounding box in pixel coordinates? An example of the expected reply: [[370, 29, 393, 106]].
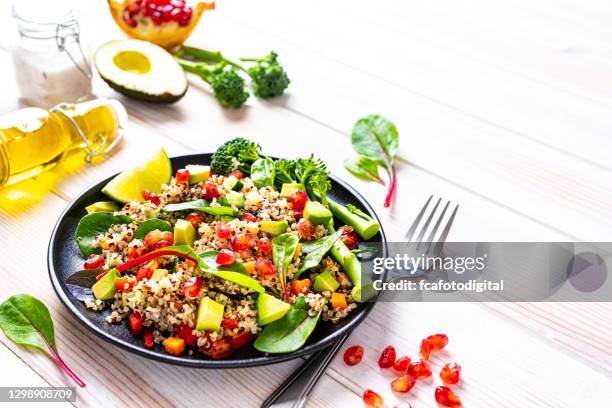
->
[[261, 195, 459, 408]]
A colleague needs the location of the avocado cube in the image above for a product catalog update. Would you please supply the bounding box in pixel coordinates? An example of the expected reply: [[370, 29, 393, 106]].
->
[[313, 270, 340, 292], [196, 297, 224, 331], [259, 221, 289, 236], [86, 201, 120, 214], [225, 191, 245, 208], [280, 183, 305, 198], [257, 293, 290, 326], [303, 201, 333, 225], [92, 268, 119, 300], [174, 219, 196, 246], [185, 165, 211, 184]]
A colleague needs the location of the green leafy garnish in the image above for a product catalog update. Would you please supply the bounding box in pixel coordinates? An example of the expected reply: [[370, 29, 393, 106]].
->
[[133, 219, 172, 240], [272, 233, 300, 302], [75, 212, 133, 257], [162, 199, 236, 216], [344, 156, 385, 185], [250, 157, 275, 188], [296, 230, 342, 276]]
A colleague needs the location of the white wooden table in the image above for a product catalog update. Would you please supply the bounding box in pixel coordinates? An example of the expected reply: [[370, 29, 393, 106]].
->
[[1, 0, 611, 406]]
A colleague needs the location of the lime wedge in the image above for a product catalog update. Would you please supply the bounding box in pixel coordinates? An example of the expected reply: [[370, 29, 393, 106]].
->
[[102, 147, 171, 203]]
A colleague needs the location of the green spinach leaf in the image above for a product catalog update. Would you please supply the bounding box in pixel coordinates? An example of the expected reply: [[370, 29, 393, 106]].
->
[[251, 157, 275, 188], [272, 233, 299, 301], [133, 219, 172, 240], [253, 300, 320, 353], [296, 230, 342, 276], [162, 199, 235, 216], [0, 294, 85, 387], [344, 156, 385, 185], [75, 212, 133, 257], [198, 250, 249, 275]]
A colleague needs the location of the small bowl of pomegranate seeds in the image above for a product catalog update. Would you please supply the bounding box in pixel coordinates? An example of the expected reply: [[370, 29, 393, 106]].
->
[[50, 139, 387, 368]]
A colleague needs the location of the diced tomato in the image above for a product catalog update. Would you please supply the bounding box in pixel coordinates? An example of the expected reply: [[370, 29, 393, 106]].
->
[[128, 312, 143, 336], [181, 277, 203, 299], [143, 328, 154, 349], [230, 331, 254, 350], [229, 170, 244, 179], [176, 169, 190, 185], [176, 324, 197, 347], [340, 226, 358, 250], [126, 246, 146, 260], [136, 264, 154, 281], [84, 254, 104, 269], [115, 276, 136, 292], [141, 190, 161, 206], [240, 213, 257, 223], [210, 338, 232, 359], [144, 230, 163, 248], [291, 279, 311, 295], [221, 317, 239, 329]]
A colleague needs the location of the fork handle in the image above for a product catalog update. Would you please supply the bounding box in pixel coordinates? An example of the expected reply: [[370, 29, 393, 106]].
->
[[261, 333, 349, 408]]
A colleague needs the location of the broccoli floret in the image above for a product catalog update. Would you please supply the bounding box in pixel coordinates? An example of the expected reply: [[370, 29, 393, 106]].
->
[[211, 138, 261, 175], [242, 52, 290, 99]]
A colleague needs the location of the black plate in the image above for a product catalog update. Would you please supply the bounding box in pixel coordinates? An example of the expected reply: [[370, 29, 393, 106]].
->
[[48, 153, 387, 368]]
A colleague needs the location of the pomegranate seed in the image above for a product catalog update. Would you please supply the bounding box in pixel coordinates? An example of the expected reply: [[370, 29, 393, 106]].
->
[[136, 265, 153, 281], [186, 212, 205, 227], [221, 317, 239, 329], [435, 386, 462, 407], [176, 169, 190, 184], [127, 3, 141, 14], [296, 218, 315, 240], [231, 232, 256, 251], [408, 360, 432, 379], [182, 277, 203, 299], [204, 180, 220, 199], [340, 226, 358, 250], [292, 210, 303, 219], [289, 190, 308, 211], [216, 249, 236, 265], [255, 258, 276, 276], [229, 170, 244, 179], [420, 338, 431, 360], [390, 374, 416, 393], [215, 223, 232, 238], [343, 345, 364, 366], [128, 312, 143, 336], [240, 213, 257, 223], [393, 356, 412, 372], [257, 237, 272, 257], [84, 254, 104, 269], [427, 333, 449, 351], [125, 16, 137, 27], [176, 324, 197, 346], [170, 7, 182, 21], [141, 190, 161, 206], [440, 362, 461, 384], [378, 345, 396, 368], [143, 328, 154, 349], [178, 15, 190, 26], [362, 389, 384, 408], [151, 10, 163, 25]]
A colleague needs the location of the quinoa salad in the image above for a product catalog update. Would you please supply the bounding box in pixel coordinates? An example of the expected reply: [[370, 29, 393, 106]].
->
[[74, 138, 380, 359]]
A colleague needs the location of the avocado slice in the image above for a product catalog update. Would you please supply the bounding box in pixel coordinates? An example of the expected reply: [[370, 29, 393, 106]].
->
[[225, 191, 245, 208], [280, 183, 305, 198], [304, 201, 333, 225], [94, 39, 188, 103], [92, 268, 119, 300], [313, 270, 340, 292], [85, 201, 120, 214], [196, 297, 224, 331], [173, 219, 196, 246], [259, 221, 288, 236], [257, 293, 290, 326], [185, 164, 211, 184]]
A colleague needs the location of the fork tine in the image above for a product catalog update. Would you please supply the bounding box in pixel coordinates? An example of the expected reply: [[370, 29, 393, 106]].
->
[[415, 198, 441, 247], [420, 200, 450, 251], [430, 204, 459, 257], [404, 195, 433, 241]]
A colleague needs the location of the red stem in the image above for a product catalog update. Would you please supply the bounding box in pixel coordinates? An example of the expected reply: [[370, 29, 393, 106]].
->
[[39, 325, 86, 388], [383, 165, 397, 208], [117, 249, 198, 273]]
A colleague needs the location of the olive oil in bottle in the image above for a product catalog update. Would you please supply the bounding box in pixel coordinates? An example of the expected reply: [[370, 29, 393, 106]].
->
[[0, 98, 126, 186]]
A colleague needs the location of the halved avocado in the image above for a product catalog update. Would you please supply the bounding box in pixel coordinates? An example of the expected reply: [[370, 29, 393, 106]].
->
[[94, 39, 188, 103]]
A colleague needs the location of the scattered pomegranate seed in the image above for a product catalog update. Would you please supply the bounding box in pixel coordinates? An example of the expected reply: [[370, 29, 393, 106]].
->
[[181, 276, 203, 299], [229, 169, 244, 179], [231, 232, 256, 251], [440, 362, 461, 384], [362, 389, 384, 408], [176, 169, 190, 184], [390, 374, 416, 393], [435, 386, 462, 407], [408, 360, 432, 379], [393, 356, 412, 372], [215, 223, 232, 239], [340, 225, 358, 250], [257, 237, 272, 257], [176, 324, 197, 346], [378, 345, 396, 368], [240, 213, 257, 223], [420, 338, 431, 360], [186, 212, 205, 227], [216, 249, 236, 265], [84, 254, 104, 269], [203, 180, 220, 199], [128, 312, 143, 336], [296, 218, 315, 240], [255, 258, 276, 276], [142, 190, 161, 206], [143, 328, 154, 349], [125, 16, 137, 27], [289, 190, 308, 211], [427, 333, 449, 351], [343, 345, 364, 366]]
